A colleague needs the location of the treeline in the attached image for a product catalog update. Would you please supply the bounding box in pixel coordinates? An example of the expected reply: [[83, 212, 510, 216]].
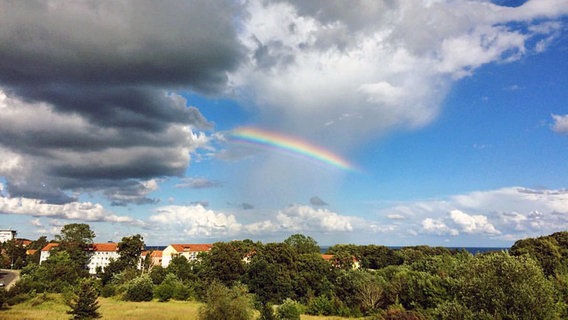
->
[[2, 225, 568, 320]]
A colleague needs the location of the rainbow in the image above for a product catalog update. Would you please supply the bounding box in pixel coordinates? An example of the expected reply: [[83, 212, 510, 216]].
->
[[230, 127, 357, 172]]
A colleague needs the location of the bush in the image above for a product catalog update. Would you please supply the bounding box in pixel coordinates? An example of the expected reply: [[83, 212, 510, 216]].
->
[[0, 288, 5, 309], [455, 252, 558, 319], [154, 273, 193, 302], [66, 278, 101, 319], [100, 285, 116, 298], [124, 275, 154, 302], [259, 303, 276, 320], [306, 295, 334, 316], [172, 282, 193, 301], [276, 298, 302, 320], [198, 282, 253, 320], [154, 279, 175, 302], [431, 301, 476, 320]]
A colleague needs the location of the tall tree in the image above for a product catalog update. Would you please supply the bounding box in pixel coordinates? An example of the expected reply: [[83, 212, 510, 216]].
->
[[57, 223, 96, 244], [67, 278, 102, 319], [246, 243, 298, 303], [284, 234, 320, 255], [117, 234, 144, 269], [56, 223, 96, 273], [202, 241, 247, 287]]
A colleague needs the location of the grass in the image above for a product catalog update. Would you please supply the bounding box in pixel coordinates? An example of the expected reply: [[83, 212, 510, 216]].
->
[[0, 294, 358, 320], [0, 294, 202, 320]]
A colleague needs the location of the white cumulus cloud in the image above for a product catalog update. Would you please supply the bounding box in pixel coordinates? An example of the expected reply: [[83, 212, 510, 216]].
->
[[422, 218, 459, 236], [149, 205, 242, 237], [552, 114, 568, 134], [450, 209, 500, 235], [0, 196, 143, 225]]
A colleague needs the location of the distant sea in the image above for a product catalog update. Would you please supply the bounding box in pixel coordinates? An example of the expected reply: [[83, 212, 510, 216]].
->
[[319, 246, 508, 255]]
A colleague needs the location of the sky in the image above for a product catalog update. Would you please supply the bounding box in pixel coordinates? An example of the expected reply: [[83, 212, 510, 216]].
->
[[0, 0, 567, 247]]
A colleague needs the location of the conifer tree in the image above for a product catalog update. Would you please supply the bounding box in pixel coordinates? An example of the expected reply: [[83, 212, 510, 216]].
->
[[67, 278, 101, 320]]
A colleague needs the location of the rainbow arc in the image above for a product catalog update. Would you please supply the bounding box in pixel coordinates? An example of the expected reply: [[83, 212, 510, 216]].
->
[[230, 127, 357, 172]]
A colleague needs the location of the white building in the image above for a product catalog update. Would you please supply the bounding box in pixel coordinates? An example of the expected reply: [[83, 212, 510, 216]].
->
[[161, 244, 212, 268], [39, 243, 60, 263], [86, 243, 120, 274], [0, 230, 16, 243], [39, 242, 120, 275]]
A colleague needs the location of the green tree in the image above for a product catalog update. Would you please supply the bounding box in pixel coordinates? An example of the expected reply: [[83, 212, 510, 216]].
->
[[124, 274, 154, 302], [510, 236, 562, 276], [198, 282, 254, 320], [0, 287, 5, 309], [39, 251, 84, 291], [294, 253, 332, 301], [246, 243, 297, 304], [154, 273, 178, 302], [149, 265, 167, 285], [57, 223, 95, 244], [456, 251, 557, 319], [56, 223, 96, 274], [276, 298, 302, 320], [66, 278, 101, 319], [4, 239, 27, 269], [117, 234, 144, 269], [27, 236, 49, 264], [202, 241, 247, 286], [167, 255, 194, 282], [284, 234, 320, 255]]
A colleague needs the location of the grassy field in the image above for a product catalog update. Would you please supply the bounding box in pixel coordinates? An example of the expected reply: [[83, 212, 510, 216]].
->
[[0, 294, 357, 320], [0, 294, 201, 320]]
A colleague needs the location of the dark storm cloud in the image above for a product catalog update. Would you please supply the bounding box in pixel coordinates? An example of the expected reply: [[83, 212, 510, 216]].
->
[[310, 196, 328, 206], [0, 0, 245, 205], [0, 0, 244, 91], [10, 86, 212, 132], [241, 203, 255, 210]]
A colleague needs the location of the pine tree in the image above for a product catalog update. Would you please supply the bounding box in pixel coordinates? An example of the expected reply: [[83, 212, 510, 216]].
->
[[67, 278, 102, 319]]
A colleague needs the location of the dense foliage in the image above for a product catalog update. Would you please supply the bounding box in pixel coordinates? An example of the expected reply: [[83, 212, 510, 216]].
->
[[3, 228, 568, 319], [66, 278, 101, 320]]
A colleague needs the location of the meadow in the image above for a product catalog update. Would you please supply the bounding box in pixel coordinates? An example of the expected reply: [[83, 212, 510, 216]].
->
[[0, 293, 353, 320]]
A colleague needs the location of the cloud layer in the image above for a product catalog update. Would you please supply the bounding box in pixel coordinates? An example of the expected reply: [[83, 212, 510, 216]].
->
[[230, 0, 567, 148], [0, 1, 566, 243], [0, 0, 243, 204]]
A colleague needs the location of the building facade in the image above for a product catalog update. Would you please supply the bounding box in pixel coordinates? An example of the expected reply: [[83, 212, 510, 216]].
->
[[0, 230, 17, 243], [161, 244, 212, 268], [40, 242, 120, 275]]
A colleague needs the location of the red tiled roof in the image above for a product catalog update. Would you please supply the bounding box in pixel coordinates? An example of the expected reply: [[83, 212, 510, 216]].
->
[[170, 244, 212, 253], [41, 243, 59, 251], [26, 249, 37, 255], [151, 251, 162, 258], [321, 254, 334, 261], [16, 239, 32, 247], [91, 243, 118, 252]]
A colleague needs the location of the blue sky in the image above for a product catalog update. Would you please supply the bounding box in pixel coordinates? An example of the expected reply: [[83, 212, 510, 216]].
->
[[0, 0, 567, 247]]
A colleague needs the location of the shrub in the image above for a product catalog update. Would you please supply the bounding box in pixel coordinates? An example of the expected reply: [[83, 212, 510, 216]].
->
[[306, 295, 333, 316], [154, 279, 175, 302], [198, 282, 253, 320], [0, 288, 5, 309], [456, 252, 557, 319], [66, 278, 101, 319], [172, 282, 193, 301], [100, 285, 116, 298], [276, 298, 302, 320], [259, 303, 276, 320], [154, 273, 193, 302], [124, 275, 154, 302]]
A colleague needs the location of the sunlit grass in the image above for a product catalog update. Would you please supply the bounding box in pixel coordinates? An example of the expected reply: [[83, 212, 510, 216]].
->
[[0, 294, 357, 320], [0, 294, 202, 320]]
